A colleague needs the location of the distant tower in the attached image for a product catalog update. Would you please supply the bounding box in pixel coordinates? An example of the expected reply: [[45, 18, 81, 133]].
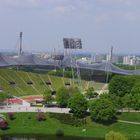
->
[[110, 46, 113, 62], [19, 32, 23, 55]]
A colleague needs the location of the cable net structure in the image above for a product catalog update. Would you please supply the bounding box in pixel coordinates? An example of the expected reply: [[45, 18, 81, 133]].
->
[[0, 53, 140, 75]]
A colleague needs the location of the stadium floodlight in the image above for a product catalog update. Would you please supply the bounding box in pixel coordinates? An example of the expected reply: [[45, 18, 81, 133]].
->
[[63, 38, 82, 49]]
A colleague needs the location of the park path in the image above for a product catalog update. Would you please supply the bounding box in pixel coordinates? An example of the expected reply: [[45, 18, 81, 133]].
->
[[118, 120, 140, 125], [95, 84, 108, 95], [0, 105, 70, 114]]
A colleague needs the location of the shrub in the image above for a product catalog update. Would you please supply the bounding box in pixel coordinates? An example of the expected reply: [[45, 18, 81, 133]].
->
[[55, 129, 64, 137], [36, 113, 46, 121], [105, 131, 128, 140], [8, 112, 15, 120], [28, 116, 31, 119], [49, 113, 86, 126], [0, 119, 8, 129]]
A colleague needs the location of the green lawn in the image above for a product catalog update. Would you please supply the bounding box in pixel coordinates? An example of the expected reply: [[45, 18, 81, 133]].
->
[[1, 112, 140, 139], [118, 112, 140, 123]]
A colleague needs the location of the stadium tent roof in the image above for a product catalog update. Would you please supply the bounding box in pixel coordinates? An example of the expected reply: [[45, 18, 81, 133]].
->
[[59, 57, 140, 75], [74, 61, 135, 75], [14, 54, 49, 66], [1, 53, 140, 75], [0, 54, 17, 67], [14, 54, 60, 66]]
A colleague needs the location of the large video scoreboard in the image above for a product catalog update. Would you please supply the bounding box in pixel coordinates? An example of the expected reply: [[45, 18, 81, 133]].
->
[[63, 38, 82, 49]]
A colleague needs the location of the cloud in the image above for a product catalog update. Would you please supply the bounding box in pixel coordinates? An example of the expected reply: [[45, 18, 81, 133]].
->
[[95, 11, 140, 24], [95, 0, 139, 6], [0, 0, 92, 19], [1, 0, 40, 8]]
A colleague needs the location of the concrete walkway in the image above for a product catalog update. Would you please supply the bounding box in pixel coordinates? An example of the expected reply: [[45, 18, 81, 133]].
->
[[0, 105, 70, 114], [118, 120, 140, 125]]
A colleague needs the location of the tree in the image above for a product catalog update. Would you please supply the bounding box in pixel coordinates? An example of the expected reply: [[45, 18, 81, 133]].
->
[[100, 93, 123, 109], [105, 131, 128, 140], [123, 94, 140, 110], [68, 93, 88, 118], [133, 94, 140, 110], [122, 94, 135, 109], [109, 76, 135, 97], [56, 87, 70, 107], [109, 94, 123, 110], [85, 87, 98, 99], [56, 86, 80, 108], [90, 98, 116, 124], [0, 92, 8, 102], [43, 89, 53, 104], [131, 82, 140, 94]]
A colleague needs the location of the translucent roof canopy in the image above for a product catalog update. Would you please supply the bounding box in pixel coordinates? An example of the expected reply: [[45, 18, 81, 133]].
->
[[0, 53, 139, 75]]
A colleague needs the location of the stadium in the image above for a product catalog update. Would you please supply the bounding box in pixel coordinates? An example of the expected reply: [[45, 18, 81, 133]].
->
[[0, 35, 140, 99]]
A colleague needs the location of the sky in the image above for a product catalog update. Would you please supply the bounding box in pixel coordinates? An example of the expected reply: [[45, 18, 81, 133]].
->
[[0, 0, 140, 54]]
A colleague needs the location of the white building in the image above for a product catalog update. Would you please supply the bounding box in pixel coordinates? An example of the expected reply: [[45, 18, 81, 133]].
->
[[123, 56, 140, 65]]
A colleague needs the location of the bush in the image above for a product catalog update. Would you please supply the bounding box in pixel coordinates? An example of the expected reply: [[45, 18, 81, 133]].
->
[[8, 112, 15, 120], [0, 119, 8, 129], [49, 113, 86, 127], [105, 131, 128, 140], [36, 113, 46, 121], [55, 129, 64, 137]]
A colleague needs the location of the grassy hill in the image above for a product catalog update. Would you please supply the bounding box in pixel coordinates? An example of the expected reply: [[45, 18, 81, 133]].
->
[[0, 69, 77, 96], [0, 69, 106, 97]]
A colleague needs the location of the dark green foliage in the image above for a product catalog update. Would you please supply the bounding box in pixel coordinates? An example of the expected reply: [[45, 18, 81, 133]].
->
[[109, 94, 123, 109], [56, 87, 70, 107], [85, 87, 98, 99], [122, 94, 140, 110], [49, 113, 86, 127], [99, 93, 123, 110], [56, 87, 80, 108], [43, 89, 54, 104], [90, 98, 117, 124], [55, 129, 64, 137], [0, 92, 9, 102], [131, 82, 140, 94], [68, 93, 88, 118], [109, 76, 136, 97]]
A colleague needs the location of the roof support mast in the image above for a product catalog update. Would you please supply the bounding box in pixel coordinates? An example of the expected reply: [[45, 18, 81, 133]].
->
[[110, 45, 113, 62], [17, 32, 22, 71], [106, 46, 113, 83], [19, 32, 23, 56]]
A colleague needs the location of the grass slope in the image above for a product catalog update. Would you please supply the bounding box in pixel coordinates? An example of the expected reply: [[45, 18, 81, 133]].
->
[[0, 69, 89, 96], [0, 113, 140, 139], [118, 112, 140, 123]]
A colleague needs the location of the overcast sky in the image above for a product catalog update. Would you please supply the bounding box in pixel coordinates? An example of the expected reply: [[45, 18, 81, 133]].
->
[[0, 0, 140, 54]]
